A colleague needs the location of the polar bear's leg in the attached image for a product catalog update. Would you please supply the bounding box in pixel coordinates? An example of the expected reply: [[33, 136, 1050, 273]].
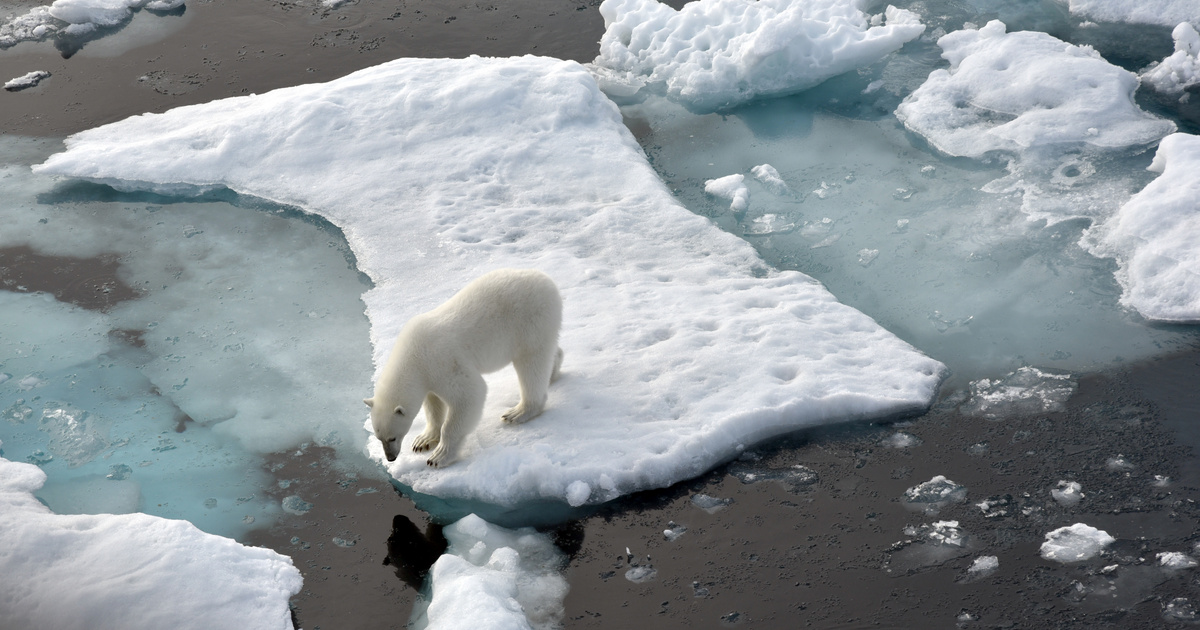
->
[[412, 393, 445, 453], [427, 375, 486, 468], [502, 347, 558, 425], [550, 347, 564, 384]]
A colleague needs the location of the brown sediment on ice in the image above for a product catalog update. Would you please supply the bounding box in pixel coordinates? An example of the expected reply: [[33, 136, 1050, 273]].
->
[[0, 244, 138, 311]]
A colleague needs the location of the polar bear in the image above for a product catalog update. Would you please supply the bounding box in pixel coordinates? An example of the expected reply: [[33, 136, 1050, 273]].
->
[[364, 269, 564, 468]]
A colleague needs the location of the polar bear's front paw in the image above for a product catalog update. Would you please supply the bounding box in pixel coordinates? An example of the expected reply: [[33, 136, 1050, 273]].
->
[[426, 445, 454, 468], [502, 403, 542, 425], [412, 432, 439, 452]]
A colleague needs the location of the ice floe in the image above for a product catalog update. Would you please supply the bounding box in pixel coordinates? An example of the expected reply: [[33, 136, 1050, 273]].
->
[[1141, 23, 1200, 97], [411, 514, 567, 630], [590, 0, 925, 111], [35, 55, 945, 508], [1063, 0, 1200, 28], [0, 0, 184, 50], [961, 367, 1076, 419], [1051, 480, 1084, 506], [1040, 523, 1115, 563], [0, 455, 301, 630], [1084, 133, 1200, 322], [4, 70, 50, 91]]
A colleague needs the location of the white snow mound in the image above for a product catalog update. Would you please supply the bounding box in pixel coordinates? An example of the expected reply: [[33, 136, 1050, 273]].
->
[[0, 456, 301, 630], [1040, 523, 1115, 563], [896, 20, 1175, 160], [590, 0, 925, 111], [35, 55, 944, 508], [1086, 133, 1200, 322], [1063, 0, 1199, 28], [1141, 23, 1200, 96]]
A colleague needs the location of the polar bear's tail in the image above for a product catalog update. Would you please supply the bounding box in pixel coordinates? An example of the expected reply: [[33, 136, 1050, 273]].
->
[[550, 347, 564, 383]]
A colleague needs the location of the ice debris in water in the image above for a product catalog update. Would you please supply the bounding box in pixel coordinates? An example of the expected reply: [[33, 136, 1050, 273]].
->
[[0, 0, 185, 49], [1158, 552, 1199, 569], [976, 495, 1013, 519], [413, 514, 567, 630], [904, 476, 967, 512], [751, 164, 789, 195], [1039, 523, 1115, 563], [744, 213, 796, 236], [968, 555, 999, 576], [663, 521, 687, 541], [726, 462, 818, 489], [856, 248, 879, 267], [1051, 481, 1084, 507], [704, 173, 750, 212], [565, 480, 591, 507], [881, 431, 921, 448], [280, 495, 313, 516], [962, 367, 1075, 419], [904, 520, 968, 547], [691, 493, 733, 513], [590, 0, 925, 111], [1106, 454, 1135, 471], [1165, 597, 1200, 623], [625, 565, 657, 583], [4, 70, 50, 92], [1141, 23, 1200, 96]]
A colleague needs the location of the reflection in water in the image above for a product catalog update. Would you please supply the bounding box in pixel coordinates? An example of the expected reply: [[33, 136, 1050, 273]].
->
[[384, 515, 446, 590]]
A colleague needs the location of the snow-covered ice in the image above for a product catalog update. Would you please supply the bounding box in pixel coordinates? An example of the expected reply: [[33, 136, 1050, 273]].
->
[[1141, 23, 1200, 96], [1085, 133, 1200, 322], [704, 173, 750, 212], [751, 164, 789, 195], [590, 0, 925, 111], [1158, 551, 1199, 569], [0, 455, 301, 630], [35, 55, 945, 508], [968, 555, 999, 575], [0, 0, 184, 49], [1040, 523, 1115, 563], [1062, 0, 1200, 28], [4, 70, 50, 91], [410, 514, 567, 630]]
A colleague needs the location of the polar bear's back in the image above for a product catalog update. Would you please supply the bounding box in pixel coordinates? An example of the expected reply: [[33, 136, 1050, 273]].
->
[[420, 268, 562, 373]]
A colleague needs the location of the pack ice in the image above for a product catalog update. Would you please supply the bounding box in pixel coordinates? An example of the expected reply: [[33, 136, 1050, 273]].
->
[[0, 455, 301, 630], [590, 0, 925, 112], [35, 55, 945, 508], [0, 0, 184, 48], [1062, 0, 1200, 28]]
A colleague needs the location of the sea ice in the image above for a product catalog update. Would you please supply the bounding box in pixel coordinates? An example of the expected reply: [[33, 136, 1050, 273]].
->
[[0, 0, 183, 49], [1062, 0, 1200, 28], [1141, 23, 1200, 96], [968, 555, 999, 575], [1084, 133, 1200, 322], [0, 456, 301, 630], [904, 475, 967, 512], [881, 431, 922, 448], [1051, 480, 1084, 506], [691, 493, 733, 513], [35, 56, 945, 508], [590, 0, 925, 111], [961, 367, 1075, 419], [705, 173, 750, 212], [1158, 551, 1199, 569], [751, 164, 789, 195], [1039, 523, 1115, 563], [4, 70, 50, 91], [410, 514, 567, 630]]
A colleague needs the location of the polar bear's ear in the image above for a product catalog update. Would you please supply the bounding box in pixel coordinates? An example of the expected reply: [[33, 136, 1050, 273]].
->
[[394, 406, 405, 416], [363, 397, 374, 409]]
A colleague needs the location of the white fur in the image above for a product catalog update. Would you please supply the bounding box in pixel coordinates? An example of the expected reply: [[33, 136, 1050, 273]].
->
[[364, 269, 563, 467]]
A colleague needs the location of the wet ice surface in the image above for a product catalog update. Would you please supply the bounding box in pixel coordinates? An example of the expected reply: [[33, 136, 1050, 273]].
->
[[0, 136, 374, 538]]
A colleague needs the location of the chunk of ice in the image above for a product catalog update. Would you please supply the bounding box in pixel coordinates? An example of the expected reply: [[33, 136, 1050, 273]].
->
[[968, 555, 999, 575], [691, 493, 733, 513], [1158, 551, 1199, 569], [1051, 480, 1084, 506], [904, 475, 967, 512], [1039, 523, 1115, 563], [962, 367, 1075, 419], [1141, 23, 1200, 96], [705, 173, 750, 212], [3, 70, 50, 92]]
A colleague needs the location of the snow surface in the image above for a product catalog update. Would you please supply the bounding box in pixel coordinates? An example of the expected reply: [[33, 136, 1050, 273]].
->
[[411, 514, 567, 630], [590, 0, 925, 111], [1141, 23, 1200, 96], [896, 20, 1174, 162], [34, 55, 944, 508], [0, 0, 183, 47], [4, 70, 50, 91], [1040, 523, 1115, 563], [0, 455, 301, 630], [1086, 133, 1200, 322], [1063, 0, 1200, 28]]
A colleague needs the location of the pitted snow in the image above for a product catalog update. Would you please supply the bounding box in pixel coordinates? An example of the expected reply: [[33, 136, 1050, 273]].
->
[[590, 0, 925, 111], [0, 456, 301, 630], [36, 55, 944, 508]]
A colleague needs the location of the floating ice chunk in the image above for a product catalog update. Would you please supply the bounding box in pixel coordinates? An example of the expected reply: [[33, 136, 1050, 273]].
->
[[904, 475, 967, 512], [1084, 133, 1200, 322], [4, 70, 50, 92], [968, 555, 999, 575], [856, 248, 879, 267], [0, 456, 301, 630], [413, 514, 567, 630], [881, 431, 921, 448], [1063, 0, 1200, 28], [705, 173, 750, 211], [926, 520, 968, 547], [976, 495, 1013, 518], [1040, 523, 1115, 563], [1141, 23, 1200, 96], [962, 367, 1075, 419], [692, 493, 733, 513], [726, 461, 818, 489], [1106, 454, 1135, 471], [751, 164, 789, 195], [1158, 551, 1199, 569], [280, 495, 312, 516], [1051, 480, 1084, 506], [663, 521, 687, 541], [591, 0, 925, 111], [744, 213, 796, 236], [0, 0, 184, 50], [565, 480, 591, 507], [625, 565, 657, 583], [37, 56, 945, 508], [896, 21, 1174, 160], [1164, 597, 1200, 623]]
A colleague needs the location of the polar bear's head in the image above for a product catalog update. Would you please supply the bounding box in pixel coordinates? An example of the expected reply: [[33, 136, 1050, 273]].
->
[[363, 395, 416, 462]]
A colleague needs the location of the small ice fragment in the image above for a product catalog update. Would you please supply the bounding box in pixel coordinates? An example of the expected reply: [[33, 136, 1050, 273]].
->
[[1158, 551, 1198, 569], [895, 218, 910, 232], [892, 187, 914, 201], [964, 442, 988, 456], [962, 367, 1075, 419], [928, 520, 967, 547], [1106, 455, 1135, 471], [18, 375, 43, 390], [4, 70, 50, 92], [857, 248, 880, 267], [750, 164, 789, 195], [692, 581, 709, 598], [1051, 480, 1083, 506], [105, 464, 132, 481], [812, 181, 838, 199], [881, 431, 920, 448], [1164, 598, 1199, 623], [704, 174, 749, 212], [355, 487, 378, 495], [691, 493, 732, 513], [976, 495, 1012, 519], [920, 165, 936, 177], [0, 373, 10, 385], [904, 475, 967, 512], [565, 480, 591, 507], [1152, 474, 1171, 487], [625, 565, 657, 583], [663, 521, 687, 541], [281, 495, 313, 515], [862, 79, 884, 94], [968, 555, 999, 575], [1039, 523, 1115, 563], [332, 534, 359, 548], [744, 213, 795, 236]]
